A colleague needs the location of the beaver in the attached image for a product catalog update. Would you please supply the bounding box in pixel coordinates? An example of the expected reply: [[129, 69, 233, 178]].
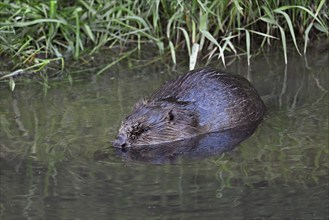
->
[[113, 68, 266, 148]]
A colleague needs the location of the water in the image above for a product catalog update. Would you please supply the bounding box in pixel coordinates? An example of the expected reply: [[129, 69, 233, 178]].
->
[[1, 49, 328, 219]]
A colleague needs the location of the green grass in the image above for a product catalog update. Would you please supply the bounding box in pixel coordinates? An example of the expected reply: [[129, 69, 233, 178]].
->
[[0, 0, 328, 86]]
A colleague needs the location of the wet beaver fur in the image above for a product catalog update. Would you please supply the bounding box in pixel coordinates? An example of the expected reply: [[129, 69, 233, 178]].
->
[[113, 68, 266, 148]]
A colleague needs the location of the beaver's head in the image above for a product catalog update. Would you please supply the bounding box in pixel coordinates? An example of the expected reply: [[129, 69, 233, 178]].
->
[[113, 100, 203, 148]]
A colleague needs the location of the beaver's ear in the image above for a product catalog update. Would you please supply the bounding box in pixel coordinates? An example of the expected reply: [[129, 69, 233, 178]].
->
[[166, 109, 177, 123]]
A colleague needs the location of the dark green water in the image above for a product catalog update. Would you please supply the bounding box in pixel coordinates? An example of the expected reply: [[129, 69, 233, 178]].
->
[[0, 49, 328, 220]]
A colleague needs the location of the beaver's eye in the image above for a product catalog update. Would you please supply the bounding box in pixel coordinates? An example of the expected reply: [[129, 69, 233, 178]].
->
[[131, 135, 136, 140], [143, 127, 149, 132]]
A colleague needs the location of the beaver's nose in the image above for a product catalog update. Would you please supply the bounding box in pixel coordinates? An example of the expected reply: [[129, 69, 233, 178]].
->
[[113, 133, 128, 148]]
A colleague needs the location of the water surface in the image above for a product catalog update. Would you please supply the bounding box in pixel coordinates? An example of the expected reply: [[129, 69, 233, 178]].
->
[[0, 49, 328, 219]]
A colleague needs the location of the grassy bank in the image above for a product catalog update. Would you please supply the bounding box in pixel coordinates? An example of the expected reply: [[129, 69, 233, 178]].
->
[[0, 0, 328, 86]]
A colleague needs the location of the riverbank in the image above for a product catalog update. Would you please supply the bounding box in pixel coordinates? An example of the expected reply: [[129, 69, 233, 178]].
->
[[0, 0, 328, 88]]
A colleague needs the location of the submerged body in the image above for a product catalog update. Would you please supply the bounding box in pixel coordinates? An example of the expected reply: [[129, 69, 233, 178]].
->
[[113, 68, 266, 148]]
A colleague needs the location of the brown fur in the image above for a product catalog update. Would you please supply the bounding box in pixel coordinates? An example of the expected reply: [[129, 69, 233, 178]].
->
[[113, 68, 266, 148], [115, 100, 207, 147]]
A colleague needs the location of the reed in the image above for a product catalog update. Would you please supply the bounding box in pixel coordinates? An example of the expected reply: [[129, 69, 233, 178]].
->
[[0, 0, 328, 84]]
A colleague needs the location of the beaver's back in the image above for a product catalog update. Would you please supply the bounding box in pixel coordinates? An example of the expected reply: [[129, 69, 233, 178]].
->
[[151, 69, 266, 132]]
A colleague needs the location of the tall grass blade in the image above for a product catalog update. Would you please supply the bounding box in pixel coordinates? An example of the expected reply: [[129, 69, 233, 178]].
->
[[83, 24, 95, 43], [259, 17, 277, 25], [278, 25, 288, 64], [177, 27, 191, 56], [123, 16, 150, 30], [261, 6, 275, 21], [314, 23, 328, 33], [199, 12, 208, 31], [196, 0, 207, 12], [276, 5, 328, 33], [74, 8, 82, 59], [223, 39, 237, 55], [49, 0, 57, 18], [5, 19, 67, 27], [190, 43, 199, 70], [78, 0, 97, 15], [315, 0, 326, 16], [233, 0, 244, 15], [169, 41, 176, 64], [200, 30, 225, 66], [248, 30, 278, 39], [166, 10, 181, 39], [274, 9, 301, 55], [192, 20, 196, 43], [304, 23, 313, 54], [245, 29, 251, 66]]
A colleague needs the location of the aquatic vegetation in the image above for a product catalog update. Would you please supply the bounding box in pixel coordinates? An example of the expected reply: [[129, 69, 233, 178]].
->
[[0, 0, 328, 84]]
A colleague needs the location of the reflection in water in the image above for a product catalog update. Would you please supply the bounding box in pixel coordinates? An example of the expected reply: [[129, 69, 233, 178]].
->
[[114, 126, 257, 164]]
